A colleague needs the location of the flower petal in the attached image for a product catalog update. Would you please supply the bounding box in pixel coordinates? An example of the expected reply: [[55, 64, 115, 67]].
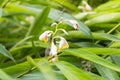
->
[[39, 31, 52, 43], [49, 42, 58, 56], [59, 37, 69, 51]]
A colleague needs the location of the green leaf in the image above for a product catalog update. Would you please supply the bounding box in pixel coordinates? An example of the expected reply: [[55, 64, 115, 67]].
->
[[27, 56, 57, 80], [81, 48, 120, 56], [95, 64, 120, 80], [4, 58, 66, 80], [110, 41, 120, 48], [52, 0, 79, 12], [63, 31, 120, 41], [9, 36, 33, 52], [4, 3, 37, 15], [0, 69, 14, 80], [3, 59, 39, 77], [85, 13, 120, 26], [63, 49, 120, 72], [111, 55, 120, 67], [10, 41, 48, 53], [0, 44, 15, 62], [95, 0, 120, 12], [19, 70, 67, 80], [0, 0, 4, 6], [72, 42, 103, 48], [0, 8, 2, 17], [55, 61, 105, 80], [26, 7, 50, 37], [99, 33, 120, 41]]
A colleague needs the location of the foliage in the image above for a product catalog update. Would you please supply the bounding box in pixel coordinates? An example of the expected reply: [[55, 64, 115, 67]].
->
[[1, 0, 120, 80]]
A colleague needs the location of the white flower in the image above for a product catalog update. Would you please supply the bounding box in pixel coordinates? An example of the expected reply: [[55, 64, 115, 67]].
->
[[69, 20, 79, 30], [58, 37, 69, 51], [49, 42, 58, 56], [82, 1, 92, 12], [39, 31, 52, 43]]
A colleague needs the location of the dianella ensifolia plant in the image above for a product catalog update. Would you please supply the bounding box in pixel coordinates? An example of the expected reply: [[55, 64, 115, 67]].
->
[[39, 19, 79, 63]]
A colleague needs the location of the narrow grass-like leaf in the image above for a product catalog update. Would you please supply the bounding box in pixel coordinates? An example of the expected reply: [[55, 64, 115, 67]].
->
[[95, 64, 120, 80], [10, 41, 48, 53], [0, 8, 2, 17], [3, 58, 66, 80], [0, 0, 4, 6], [9, 36, 33, 52], [85, 13, 120, 26], [111, 55, 120, 67], [0, 69, 14, 80], [63, 49, 120, 72], [3, 59, 40, 77], [53, 0, 79, 12], [19, 70, 67, 80], [55, 61, 105, 80], [99, 33, 120, 41], [63, 31, 120, 41], [110, 41, 120, 48], [26, 7, 50, 37], [95, 0, 120, 12], [27, 56, 57, 80], [81, 48, 120, 56], [4, 3, 37, 15], [0, 44, 15, 62]]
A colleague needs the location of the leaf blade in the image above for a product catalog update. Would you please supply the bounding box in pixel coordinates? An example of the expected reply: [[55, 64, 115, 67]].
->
[[64, 49, 120, 72], [0, 44, 15, 62]]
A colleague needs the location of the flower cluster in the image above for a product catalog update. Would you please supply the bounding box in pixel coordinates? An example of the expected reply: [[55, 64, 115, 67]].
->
[[39, 20, 79, 63]]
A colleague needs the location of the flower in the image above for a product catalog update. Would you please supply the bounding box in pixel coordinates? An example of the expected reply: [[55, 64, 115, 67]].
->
[[69, 20, 79, 30], [49, 42, 58, 56], [82, 1, 92, 12], [58, 37, 69, 51], [39, 31, 52, 43]]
